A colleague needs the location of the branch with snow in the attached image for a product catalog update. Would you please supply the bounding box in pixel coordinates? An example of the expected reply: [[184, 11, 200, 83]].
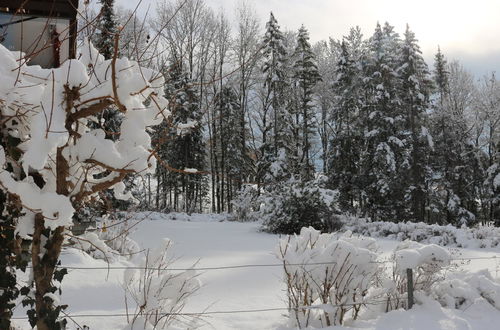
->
[[0, 39, 169, 233]]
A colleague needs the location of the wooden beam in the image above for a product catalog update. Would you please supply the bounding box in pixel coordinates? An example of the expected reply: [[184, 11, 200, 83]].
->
[[1, 0, 78, 19]]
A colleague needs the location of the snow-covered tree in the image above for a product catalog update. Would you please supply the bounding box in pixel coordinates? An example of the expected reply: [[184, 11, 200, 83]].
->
[[327, 40, 363, 211], [116, 7, 151, 61], [474, 74, 500, 223], [95, 0, 118, 60], [429, 49, 477, 225], [361, 23, 404, 221], [257, 12, 290, 187], [313, 40, 338, 173], [0, 40, 167, 329], [397, 25, 433, 222], [213, 86, 249, 212], [154, 62, 207, 213], [486, 141, 500, 225], [233, 2, 260, 187], [290, 25, 321, 181]]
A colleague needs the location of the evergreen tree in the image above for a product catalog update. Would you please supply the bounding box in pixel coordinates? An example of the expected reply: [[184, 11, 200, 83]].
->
[[258, 12, 290, 186], [485, 141, 500, 225], [361, 23, 404, 221], [214, 86, 251, 212], [397, 25, 433, 222], [95, 0, 118, 60], [154, 63, 207, 213], [290, 25, 321, 181], [428, 48, 477, 225], [327, 40, 363, 211]]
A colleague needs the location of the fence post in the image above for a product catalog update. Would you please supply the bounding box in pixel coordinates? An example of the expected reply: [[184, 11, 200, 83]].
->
[[406, 268, 414, 309]]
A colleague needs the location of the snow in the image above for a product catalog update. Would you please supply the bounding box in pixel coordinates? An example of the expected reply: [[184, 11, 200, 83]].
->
[[11, 213, 500, 329], [494, 172, 500, 190], [339, 214, 500, 249], [332, 295, 500, 330], [0, 146, 75, 230], [0, 40, 168, 234], [394, 241, 450, 271], [176, 120, 197, 136]]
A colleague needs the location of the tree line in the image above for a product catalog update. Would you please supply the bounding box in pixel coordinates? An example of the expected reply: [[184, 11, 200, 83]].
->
[[92, 0, 499, 225]]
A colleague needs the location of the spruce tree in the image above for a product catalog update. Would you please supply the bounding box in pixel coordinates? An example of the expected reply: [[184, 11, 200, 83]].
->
[[94, 0, 121, 140], [258, 12, 290, 186], [486, 141, 500, 225], [428, 48, 477, 225], [214, 86, 250, 212], [327, 40, 363, 212], [155, 62, 207, 213], [397, 25, 433, 222], [96, 0, 118, 60], [290, 25, 321, 181], [361, 23, 404, 221]]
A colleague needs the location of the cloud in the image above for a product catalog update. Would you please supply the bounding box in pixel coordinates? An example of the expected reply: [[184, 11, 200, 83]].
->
[[113, 0, 500, 75]]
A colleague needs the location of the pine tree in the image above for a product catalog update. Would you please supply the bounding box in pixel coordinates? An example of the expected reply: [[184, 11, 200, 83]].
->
[[95, 0, 118, 60], [214, 86, 250, 212], [290, 25, 321, 181], [327, 40, 363, 211], [397, 25, 433, 222], [486, 141, 500, 225], [258, 12, 290, 186], [427, 48, 477, 225], [154, 63, 207, 213], [360, 23, 404, 221]]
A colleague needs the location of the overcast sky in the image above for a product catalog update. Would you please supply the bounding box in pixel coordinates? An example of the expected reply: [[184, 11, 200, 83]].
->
[[114, 0, 500, 76]]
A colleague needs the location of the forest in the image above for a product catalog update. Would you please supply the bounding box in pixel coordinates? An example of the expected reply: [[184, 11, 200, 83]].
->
[[81, 0, 500, 228]]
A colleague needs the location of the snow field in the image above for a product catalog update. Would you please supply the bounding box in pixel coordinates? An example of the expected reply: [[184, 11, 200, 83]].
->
[[11, 213, 500, 329]]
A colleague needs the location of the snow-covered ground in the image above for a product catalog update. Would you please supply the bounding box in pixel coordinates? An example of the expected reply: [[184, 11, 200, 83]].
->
[[12, 213, 500, 329]]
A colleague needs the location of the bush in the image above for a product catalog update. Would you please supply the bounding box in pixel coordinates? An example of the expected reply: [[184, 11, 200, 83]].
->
[[432, 270, 500, 310], [123, 239, 201, 329], [339, 214, 500, 249], [276, 227, 380, 327], [260, 181, 333, 234], [229, 184, 259, 222]]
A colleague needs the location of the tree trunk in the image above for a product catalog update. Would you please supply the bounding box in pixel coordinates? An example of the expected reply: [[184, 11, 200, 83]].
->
[[32, 214, 65, 330]]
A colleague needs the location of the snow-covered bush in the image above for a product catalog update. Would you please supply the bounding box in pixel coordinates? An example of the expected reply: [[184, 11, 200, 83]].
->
[[432, 270, 500, 311], [339, 214, 500, 248], [229, 184, 258, 222], [384, 240, 450, 310], [276, 227, 380, 327], [260, 181, 335, 234], [123, 239, 201, 329]]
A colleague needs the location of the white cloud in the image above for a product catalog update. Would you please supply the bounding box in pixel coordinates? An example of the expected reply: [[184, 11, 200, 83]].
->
[[111, 0, 500, 73]]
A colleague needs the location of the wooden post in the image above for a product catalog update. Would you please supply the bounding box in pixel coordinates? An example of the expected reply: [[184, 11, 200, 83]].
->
[[407, 268, 414, 309]]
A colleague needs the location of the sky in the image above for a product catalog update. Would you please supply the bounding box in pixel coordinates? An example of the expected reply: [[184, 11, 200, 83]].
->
[[113, 0, 500, 76]]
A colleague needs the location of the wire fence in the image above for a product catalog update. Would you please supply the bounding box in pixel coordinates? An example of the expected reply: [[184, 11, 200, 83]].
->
[[10, 298, 402, 320], [11, 254, 499, 322], [21, 255, 500, 272]]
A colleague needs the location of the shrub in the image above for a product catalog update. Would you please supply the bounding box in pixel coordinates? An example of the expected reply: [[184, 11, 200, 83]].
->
[[260, 181, 333, 234], [276, 227, 380, 327], [229, 184, 259, 222], [123, 239, 201, 329]]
